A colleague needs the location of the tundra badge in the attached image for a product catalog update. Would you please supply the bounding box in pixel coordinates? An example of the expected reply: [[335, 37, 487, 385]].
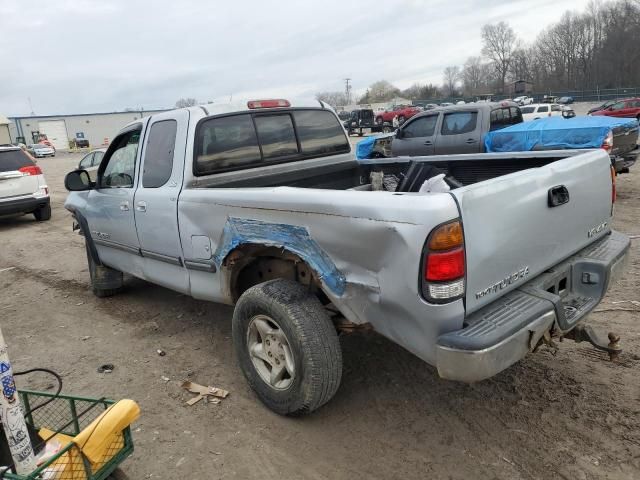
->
[[475, 266, 530, 300], [587, 222, 607, 238]]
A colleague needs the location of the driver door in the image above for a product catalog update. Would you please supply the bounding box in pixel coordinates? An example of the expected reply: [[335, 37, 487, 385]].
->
[[391, 114, 439, 156], [85, 122, 147, 275]]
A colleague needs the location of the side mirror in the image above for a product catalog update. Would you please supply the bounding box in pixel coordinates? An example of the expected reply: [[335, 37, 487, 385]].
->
[[395, 129, 404, 139], [65, 169, 93, 191]]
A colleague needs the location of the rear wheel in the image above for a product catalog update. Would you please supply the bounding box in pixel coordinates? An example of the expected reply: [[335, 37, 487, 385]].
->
[[33, 203, 51, 221], [85, 240, 123, 297], [232, 279, 342, 416]]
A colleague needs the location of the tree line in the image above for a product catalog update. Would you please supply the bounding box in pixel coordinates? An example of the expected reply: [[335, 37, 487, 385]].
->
[[317, 0, 640, 105]]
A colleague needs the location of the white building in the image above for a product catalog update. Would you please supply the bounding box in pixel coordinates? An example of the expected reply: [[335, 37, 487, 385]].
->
[[8, 109, 169, 149]]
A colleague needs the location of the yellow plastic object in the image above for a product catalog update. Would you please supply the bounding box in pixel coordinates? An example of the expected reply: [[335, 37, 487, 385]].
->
[[38, 399, 140, 479], [73, 399, 139, 464]]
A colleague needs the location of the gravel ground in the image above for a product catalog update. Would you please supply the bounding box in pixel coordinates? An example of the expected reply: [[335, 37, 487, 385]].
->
[[0, 151, 638, 480]]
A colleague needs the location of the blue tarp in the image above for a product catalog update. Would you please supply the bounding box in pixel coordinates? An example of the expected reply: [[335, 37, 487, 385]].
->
[[355, 135, 377, 160], [484, 116, 639, 153]]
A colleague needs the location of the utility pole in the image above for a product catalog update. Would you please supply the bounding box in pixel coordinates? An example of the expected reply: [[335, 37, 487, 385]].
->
[[344, 78, 352, 106]]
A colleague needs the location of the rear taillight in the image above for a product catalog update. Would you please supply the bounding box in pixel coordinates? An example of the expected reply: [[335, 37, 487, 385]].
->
[[421, 220, 465, 302], [247, 99, 291, 109], [602, 130, 614, 153], [19, 165, 42, 176]]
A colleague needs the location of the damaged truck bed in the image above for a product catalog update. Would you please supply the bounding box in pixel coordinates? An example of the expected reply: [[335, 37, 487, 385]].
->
[[64, 99, 630, 415]]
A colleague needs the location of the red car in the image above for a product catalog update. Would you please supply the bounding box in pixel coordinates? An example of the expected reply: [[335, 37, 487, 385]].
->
[[591, 98, 640, 120], [375, 105, 421, 125]]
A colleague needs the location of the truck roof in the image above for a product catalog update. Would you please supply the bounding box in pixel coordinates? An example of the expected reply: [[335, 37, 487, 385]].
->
[[119, 98, 332, 131]]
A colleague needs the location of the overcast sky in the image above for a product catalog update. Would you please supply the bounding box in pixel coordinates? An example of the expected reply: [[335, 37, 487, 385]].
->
[[1, 0, 591, 116]]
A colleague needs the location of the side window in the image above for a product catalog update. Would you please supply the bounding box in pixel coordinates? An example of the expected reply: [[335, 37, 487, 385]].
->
[[611, 101, 625, 111], [92, 151, 104, 166], [551, 105, 562, 112], [194, 114, 261, 174], [510, 107, 522, 123], [79, 153, 93, 169], [292, 110, 349, 156], [441, 112, 478, 135], [538, 106, 549, 113], [100, 129, 141, 188], [253, 115, 298, 159], [402, 115, 437, 138], [142, 120, 177, 188]]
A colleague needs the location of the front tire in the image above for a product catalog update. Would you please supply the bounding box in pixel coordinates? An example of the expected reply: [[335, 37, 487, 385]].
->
[[33, 203, 51, 221], [232, 279, 342, 416], [85, 240, 123, 297]]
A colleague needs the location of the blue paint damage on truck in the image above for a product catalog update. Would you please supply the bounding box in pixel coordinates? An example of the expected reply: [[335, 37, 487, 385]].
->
[[213, 217, 346, 296]]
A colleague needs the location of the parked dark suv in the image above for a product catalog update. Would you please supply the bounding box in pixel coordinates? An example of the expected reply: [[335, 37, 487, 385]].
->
[[390, 102, 522, 156]]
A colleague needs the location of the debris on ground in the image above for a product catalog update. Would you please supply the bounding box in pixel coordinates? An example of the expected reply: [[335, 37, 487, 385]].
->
[[181, 381, 229, 406], [157, 349, 166, 356], [161, 376, 170, 382], [97, 364, 115, 374]]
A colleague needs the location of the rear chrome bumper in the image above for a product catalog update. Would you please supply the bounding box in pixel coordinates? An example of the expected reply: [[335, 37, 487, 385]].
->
[[436, 230, 630, 382]]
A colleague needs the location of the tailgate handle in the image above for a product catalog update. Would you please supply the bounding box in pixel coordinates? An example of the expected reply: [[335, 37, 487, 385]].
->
[[548, 185, 570, 207]]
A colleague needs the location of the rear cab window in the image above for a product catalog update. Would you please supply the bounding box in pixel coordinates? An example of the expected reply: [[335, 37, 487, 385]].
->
[[194, 109, 349, 175], [490, 107, 522, 131], [537, 106, 549, 113], [441, 112, 478, 135], [142, 120, 178, 188], [0, 149, 36, 172], [521, 106, 535, 114]]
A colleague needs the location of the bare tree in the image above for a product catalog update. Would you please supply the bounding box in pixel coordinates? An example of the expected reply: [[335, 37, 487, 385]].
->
[[316, 91, 348, 107], [443, 66, 461, 96], [367, 80, 401, 102], [462, 57, 484, 95], [175, 98, 198, 108], [481, 22, 517, 93]]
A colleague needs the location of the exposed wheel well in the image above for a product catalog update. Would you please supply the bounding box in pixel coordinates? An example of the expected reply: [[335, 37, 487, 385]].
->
[[223, 244, 327, 303]]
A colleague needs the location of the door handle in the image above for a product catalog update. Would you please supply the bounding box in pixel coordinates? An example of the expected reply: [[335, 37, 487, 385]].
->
[[119, 201, 130, 211], [136, 201, 147, 212], [465, 138, 477, 144], [424, 141, 433, 146]]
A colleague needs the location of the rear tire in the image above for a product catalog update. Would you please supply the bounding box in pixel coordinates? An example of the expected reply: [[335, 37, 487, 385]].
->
[[33, 204, 51, 221], [232, 279, 342, 416], [85, 240, 123, 297]]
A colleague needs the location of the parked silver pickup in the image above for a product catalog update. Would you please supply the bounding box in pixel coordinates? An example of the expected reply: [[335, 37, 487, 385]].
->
[[64, 99, 630, 415]]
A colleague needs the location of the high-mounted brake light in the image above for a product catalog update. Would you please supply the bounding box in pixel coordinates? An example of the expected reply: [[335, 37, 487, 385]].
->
[[421, 220, 465, 303], [247, 99, 291, 109], [602, 130, 614, 153], [18, 165, 42, 176]]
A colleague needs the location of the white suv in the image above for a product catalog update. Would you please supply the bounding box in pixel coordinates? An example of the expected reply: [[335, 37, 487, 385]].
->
[[0, 146, 51, 221], [520, 103, 564, 121]]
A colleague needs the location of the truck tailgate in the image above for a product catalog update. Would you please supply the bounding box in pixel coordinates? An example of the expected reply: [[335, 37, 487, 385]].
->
[[452, 150, 613, 314]]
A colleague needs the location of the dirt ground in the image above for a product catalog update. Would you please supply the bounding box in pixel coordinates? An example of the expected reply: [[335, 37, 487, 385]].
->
[[0, 151, 638, 480]]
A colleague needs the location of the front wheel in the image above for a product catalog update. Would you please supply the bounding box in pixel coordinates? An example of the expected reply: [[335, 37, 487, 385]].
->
[[232, 279, 342, 416], [85, 240, 123, 297]]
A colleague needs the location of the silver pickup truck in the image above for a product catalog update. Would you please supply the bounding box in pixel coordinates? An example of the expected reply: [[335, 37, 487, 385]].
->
[[64, 99, 630, 416]]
